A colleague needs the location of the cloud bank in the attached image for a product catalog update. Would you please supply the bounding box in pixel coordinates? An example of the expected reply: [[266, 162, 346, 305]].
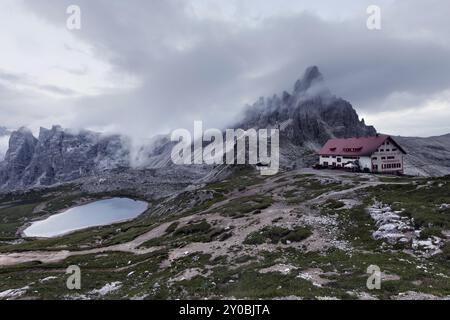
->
[[0, 0, 449, 137]]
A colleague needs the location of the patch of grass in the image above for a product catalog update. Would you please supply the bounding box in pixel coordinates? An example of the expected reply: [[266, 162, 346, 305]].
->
[[282, 227, 313, 243], [165, 222, 179, 234], [221, 269, 320, 299], [234, 255, 256, 264], [324, 199, 345, 210], [218, 195, 273, 218], [170, 190, 225, 216], [283, 178, 352, 204], [206, 166, 265, 194], [140, 220, 227, 249], [377, 176, 417, 183], [439, 242, 450, 261], [0, 203, 38, 238], [419, 226, 444, 239], [335, 196, 381, 251], [368, 178, 450, 232], [174, 220, 211, 236], [0, 210, 159, 253], [0, 184, 159, 251]]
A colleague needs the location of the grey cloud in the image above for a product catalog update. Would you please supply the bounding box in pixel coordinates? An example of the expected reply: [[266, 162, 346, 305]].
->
[[11, 0, 450, 138], [0, 69, 77, 97], [0, 70, 24, 82], [38, 84, 77, 96]]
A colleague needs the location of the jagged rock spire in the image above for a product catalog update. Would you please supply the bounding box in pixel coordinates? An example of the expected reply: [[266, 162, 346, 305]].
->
[[294, 66, 324, 93]]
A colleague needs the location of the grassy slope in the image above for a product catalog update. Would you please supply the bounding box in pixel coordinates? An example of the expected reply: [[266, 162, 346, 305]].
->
[[0, 172, 449, 299]]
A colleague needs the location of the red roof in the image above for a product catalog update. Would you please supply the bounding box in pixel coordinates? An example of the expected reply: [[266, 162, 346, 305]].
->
[[318, 135, 406, 156]]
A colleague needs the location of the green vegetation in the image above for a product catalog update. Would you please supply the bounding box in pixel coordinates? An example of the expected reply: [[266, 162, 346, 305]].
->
[[140, 220, 228, 249], [0, 184, 88, 239], [334, 197, 382, 251], [165, 222, 179, 233], [173, 220, 211, 236], [440, 242, 450, 261], [368, 176, 450, 233], [206, 166, 266, 194], [218, 195, 273, 218], [0, 203, 38, 238], [2, 170, 450, 300], [284, 178, 353, 204], [323, 199, 345, 210]]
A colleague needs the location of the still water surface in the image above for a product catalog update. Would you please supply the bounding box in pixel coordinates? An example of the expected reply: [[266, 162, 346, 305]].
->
[[23, 198, 148, 238]]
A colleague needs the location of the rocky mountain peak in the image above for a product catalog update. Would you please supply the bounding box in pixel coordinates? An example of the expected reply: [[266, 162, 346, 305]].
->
[[4, 127, 37, 162], [0, 66, 378, 191], [238, 66, 376, 137], [294, 65, 323, 93], [0, 127, 38, 189], [235, 66, 377, 169], [0, 126, 130, 191]]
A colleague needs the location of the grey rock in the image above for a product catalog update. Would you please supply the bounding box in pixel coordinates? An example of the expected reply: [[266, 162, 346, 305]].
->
[[1, 66, 449, 192], [0, 127, 38, 189], [235, 66, 377, 168], [0, 126, 130, 191], [395, 134, 450, 177]]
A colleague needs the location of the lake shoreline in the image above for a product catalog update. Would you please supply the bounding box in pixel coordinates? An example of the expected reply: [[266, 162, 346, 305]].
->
[[19, 197, 149, 239]]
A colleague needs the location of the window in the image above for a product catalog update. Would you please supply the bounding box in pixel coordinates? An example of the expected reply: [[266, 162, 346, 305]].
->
[[380, 149, 385, 152], [392, 148, 397, 151], [382, 157, 386, 160], [386, 149, 390, 152], [323, 162, 329, 166], [337, 158, 342, 163], [372, 157, 378, 160], [343, 147, 363, 152], [387, 156, 395, 160]]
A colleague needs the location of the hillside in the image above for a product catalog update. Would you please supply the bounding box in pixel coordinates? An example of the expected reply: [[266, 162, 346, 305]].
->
[[396, 134, 450, 176], [0, 168, 449, 300], [0, 67, 379, 192]]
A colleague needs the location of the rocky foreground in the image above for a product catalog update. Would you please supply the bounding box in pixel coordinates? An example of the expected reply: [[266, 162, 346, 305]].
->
[[0, 168, 449, 300]]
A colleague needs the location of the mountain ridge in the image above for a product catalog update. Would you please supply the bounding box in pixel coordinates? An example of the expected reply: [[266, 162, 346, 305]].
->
[[1, 66, 450, 192]]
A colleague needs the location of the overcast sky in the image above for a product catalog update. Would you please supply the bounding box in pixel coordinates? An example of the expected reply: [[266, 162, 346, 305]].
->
[[1, 0, 450, 140]]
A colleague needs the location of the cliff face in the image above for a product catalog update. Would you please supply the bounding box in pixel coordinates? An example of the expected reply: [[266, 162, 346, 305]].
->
[[0, 66, 379, 191], [237, 66, 376, 146], [235, 66, 377, 168], [395, 134, 450, 177], [0, 128, 38, 189], [3, 66, 448, 192], [0, 126, 129, 190]]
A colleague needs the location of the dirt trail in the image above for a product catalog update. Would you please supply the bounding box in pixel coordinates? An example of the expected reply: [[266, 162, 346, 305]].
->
[[0, 170, 396, 267]]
